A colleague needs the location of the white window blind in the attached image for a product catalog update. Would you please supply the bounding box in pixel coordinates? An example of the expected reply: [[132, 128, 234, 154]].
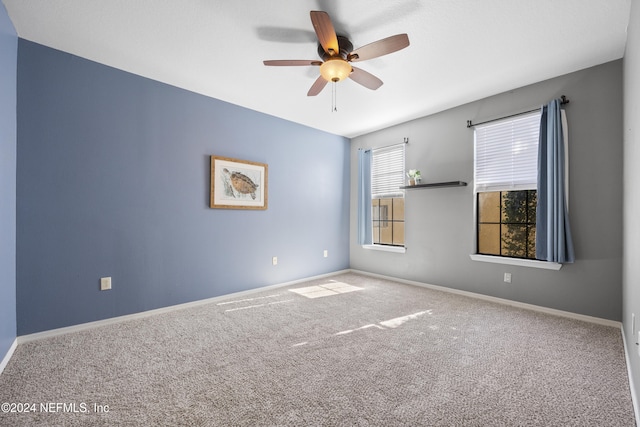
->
[[474, 112, 540, 192], [371, 143, 405, 198]]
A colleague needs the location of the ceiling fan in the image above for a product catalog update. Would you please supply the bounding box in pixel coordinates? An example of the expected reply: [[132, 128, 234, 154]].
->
[[263, 11, 410, 96]]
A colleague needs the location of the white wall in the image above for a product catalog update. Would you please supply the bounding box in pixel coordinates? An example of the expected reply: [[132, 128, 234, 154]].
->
[[623, 0, 640, 408], [351, 61, 623, 321]]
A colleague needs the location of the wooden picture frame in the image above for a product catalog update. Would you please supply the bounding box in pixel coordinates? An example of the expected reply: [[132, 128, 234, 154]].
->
[[210, 155, 268, 210]]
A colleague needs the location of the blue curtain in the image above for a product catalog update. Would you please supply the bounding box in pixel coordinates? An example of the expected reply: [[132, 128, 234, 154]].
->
[[357, 149, 372, 245], [536, 99, 575, 263]]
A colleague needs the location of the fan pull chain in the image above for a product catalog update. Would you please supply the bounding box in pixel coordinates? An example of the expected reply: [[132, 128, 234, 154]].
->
[[331, 81, 338, 112]]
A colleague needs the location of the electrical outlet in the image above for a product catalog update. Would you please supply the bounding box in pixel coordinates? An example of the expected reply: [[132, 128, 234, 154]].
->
[[100, 277, 112, 291], [324, 250, 328, 258], [272, 256, 278, 266], [503, 273, 512, 283]]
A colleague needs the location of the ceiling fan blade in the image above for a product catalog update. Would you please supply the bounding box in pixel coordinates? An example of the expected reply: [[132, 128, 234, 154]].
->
[[349, 67, 383, 90], [310, 11, 339, 56], [263, 60, 322, 66], [307, 76, 328, 96], [349, 34, 410, 62]]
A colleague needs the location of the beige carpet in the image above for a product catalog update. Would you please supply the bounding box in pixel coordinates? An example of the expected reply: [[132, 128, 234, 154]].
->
[[0, 273, 635, 426]]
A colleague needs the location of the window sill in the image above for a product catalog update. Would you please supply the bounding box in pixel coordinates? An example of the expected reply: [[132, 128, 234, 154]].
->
[[469, 254, 562, 270], [362, 244, 406, 254]]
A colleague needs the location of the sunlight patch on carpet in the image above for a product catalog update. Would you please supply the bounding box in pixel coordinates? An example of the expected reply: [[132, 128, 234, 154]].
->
[[335, 324, 384, 336], [289, 281, 364, 299], [379, 310, 433, 328], [333, 310, 433, 337]]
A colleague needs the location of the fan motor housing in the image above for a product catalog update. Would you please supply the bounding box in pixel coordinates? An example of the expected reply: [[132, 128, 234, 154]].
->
[[317, 35, 353, 61]]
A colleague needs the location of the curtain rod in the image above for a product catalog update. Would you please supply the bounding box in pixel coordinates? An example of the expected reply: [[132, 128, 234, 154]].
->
[[466, 95, 569, 128], [363, 138, 408, 153]]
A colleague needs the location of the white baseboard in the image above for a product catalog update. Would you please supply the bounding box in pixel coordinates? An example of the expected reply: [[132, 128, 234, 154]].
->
[[18, 269, 351, 344], [349, 269, 621, 328], [0, 338, 17, 375], [621, 325, 640, 426]]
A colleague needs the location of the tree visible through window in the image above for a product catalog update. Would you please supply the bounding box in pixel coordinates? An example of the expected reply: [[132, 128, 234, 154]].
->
[[477, 190, 536, 258]]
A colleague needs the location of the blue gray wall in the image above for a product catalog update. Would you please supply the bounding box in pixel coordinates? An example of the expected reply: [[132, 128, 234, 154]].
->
[[623, 0, 640, 409], [0, 3, 17, 362], [16, 40, 350, 335], [351, 60, 623, 321]]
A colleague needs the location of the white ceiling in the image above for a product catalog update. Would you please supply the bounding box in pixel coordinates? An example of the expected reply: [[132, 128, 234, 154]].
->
[[2, 0, 632, 138]]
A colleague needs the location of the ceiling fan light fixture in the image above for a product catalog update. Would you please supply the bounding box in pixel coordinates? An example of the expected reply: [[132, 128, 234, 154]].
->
[[320, 58, 352, 82], [263, 11, 410, 96]]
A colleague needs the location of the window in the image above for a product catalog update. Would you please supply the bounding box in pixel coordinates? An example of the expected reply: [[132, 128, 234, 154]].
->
[[474, 112, 540, 259], [477, 190, 536, 258], [371, 144, 405, 247], [372, 198, 404, 245]]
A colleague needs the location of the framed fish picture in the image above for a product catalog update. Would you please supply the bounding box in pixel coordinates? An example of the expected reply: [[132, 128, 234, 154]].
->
[[210, 156, 268, 210]]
